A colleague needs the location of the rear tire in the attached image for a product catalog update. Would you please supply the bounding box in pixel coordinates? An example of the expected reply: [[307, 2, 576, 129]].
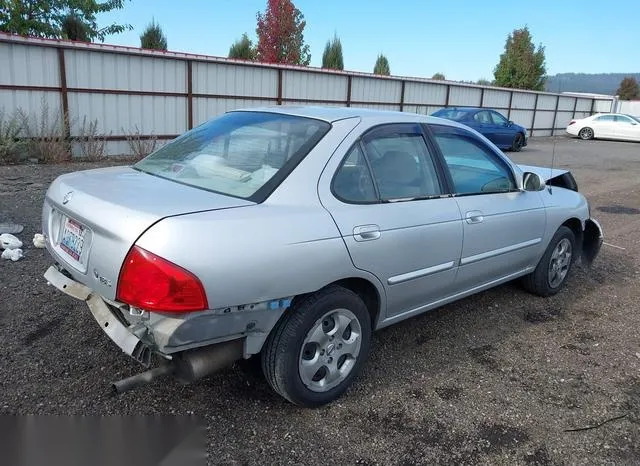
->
[[522, 226, 576, 297], [261, 286, 372, 407], [579, 127, 594, 140], [511, 133, 525, 152]]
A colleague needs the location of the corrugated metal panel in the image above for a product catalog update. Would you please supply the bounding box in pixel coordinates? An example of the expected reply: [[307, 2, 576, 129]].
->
[[352, 103, 401, 111], [448, 87, 481, 107], [283, 101, 344, 108], [594, 99, 614, 113], [193, 62, 278, 97], [403, 82, 447, 106], [192, 98, 271, 126], [282, 71, 347, 101], [533, 110, 554, 129], [509, 109, 534, 129], [0, 90, 61, 124], [482, 89, 510, 109], [537, 95, 557, 111], [65, 50, 186, 92], [575, 98, 592, 112], [618, 100, 640, 115], [574, 111, 591, 119], [0, 42, 59, 86], [68, 93, 186, 135], [351, 77, 401, 103], [511, 92, 536, 109], [554, 111, 574, 129], [558, 97, 575, 112], [531, 129, 553, 137]]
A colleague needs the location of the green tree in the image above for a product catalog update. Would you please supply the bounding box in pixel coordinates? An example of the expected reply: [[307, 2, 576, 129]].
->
[[0, 1, 132, 41], [493, 26, 546, 90], [476, 78, 492, 86], [255, 0, 311, 65], [61, 12, 89, 41], [140, 19, 167, 50], [431, 72, 445, 80], [322, 34, 343, 70], [616, 77, 639, 100], [373, 54, 390, 76], [228, 33, 255, 60]]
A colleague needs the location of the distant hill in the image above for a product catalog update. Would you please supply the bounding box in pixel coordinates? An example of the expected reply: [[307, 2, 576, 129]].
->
[[545, 73, 640, 95]]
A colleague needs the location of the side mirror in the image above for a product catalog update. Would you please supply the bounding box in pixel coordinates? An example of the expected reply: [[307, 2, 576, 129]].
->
[[523, 172, 546, 191]]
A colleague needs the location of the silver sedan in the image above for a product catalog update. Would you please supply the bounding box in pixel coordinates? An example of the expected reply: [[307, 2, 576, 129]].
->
[[42, 107, 603, 407]]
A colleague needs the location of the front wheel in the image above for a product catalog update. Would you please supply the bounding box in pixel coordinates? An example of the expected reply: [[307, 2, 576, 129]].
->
[[511, 133, 525, 152], [579, 127, 594, 140], [261, 286, 372, 407], [522, 226, 576, 297]]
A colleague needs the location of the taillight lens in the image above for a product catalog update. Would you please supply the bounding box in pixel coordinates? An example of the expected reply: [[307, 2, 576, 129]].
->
[[568, 120, 576, 126], [116, 246, 208, 313]]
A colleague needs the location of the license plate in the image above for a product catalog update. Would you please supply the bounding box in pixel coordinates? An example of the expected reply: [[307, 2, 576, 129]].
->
[[60, 218, 86, 261]]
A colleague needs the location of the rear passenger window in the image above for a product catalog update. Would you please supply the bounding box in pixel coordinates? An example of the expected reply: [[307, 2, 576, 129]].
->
[[332, 124, 443, 203], [363, 132, 442, 200], [430, 124, 515, 195], [332, 144, 377, 203]]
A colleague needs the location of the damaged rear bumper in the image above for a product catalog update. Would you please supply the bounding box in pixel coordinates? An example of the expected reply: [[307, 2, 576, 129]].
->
[[44, 265, 153, 366]]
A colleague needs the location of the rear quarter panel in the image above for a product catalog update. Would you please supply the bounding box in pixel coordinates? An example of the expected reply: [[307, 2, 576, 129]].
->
[[136, 116, 387, 311]]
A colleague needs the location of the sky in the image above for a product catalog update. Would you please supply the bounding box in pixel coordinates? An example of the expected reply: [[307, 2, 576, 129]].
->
[[99, 0, 640, 81]]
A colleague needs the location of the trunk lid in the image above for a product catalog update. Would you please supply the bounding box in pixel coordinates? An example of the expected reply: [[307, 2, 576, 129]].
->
[[43, 166, 253, 300]]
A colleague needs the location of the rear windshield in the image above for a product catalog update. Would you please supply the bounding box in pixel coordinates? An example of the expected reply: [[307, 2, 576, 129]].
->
[[433, 109, 467, 121], [134, 112, 330, 201]]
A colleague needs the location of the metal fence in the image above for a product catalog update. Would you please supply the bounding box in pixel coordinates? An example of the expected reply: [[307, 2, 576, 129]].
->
[[0, 33, 616, 156], [617, 100, 640, 116]]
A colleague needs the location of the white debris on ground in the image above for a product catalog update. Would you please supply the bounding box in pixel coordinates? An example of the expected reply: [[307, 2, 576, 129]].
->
[[1, 248, 23, 261], [33, 233, 46, 249], [0, 232, 46, 261], [0, 233, 23, 250]]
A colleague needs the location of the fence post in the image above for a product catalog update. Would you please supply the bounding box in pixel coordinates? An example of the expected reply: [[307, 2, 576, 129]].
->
[[277, 69, 283, 105], [187, 60, 193, 130], [507, 91, 514, 120], [551, 95, 560, 136], [346, 75, 352, 107], [590, 99, 595, 115], [572, 97, 578, 120], [399, 80, 405, 112], [57, 48, 70, 139], [479, 87, 485, 108], [445, 84, 451, 107], [531, 93, 539, 136]]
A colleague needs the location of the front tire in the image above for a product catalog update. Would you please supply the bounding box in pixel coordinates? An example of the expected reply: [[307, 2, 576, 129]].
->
[[522, 226, 576, 297], [579, 127, 594, 140], [511, 133, 525, 152], [261, 286, 372, 407]]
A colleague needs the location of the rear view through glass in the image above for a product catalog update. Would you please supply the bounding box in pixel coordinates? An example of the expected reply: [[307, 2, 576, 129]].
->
[[134, 111, 331, 201]]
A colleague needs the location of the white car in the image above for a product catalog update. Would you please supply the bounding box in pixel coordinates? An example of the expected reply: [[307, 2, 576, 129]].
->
[[566, 113, 640, 142]]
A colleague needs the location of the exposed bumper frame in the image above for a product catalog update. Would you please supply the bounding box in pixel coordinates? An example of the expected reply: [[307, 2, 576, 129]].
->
[[44, 265, 152, 366]]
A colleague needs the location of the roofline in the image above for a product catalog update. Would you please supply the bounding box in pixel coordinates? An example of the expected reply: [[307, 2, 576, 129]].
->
[[0, 32, 615, 99]]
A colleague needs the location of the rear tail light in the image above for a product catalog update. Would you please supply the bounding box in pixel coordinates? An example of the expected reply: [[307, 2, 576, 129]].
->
[[117, 246, 208, 313], [568, 120, 576, 126]]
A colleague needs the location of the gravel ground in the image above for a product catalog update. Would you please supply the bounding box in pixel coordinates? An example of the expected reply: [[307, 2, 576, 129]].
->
[[1, 137, 639, 465]]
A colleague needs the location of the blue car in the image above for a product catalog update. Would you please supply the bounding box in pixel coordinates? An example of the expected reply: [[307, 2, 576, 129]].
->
[[432, 107, 528, 151]]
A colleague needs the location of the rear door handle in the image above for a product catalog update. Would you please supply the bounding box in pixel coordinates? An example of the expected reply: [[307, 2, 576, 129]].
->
[[465, 211, 484, 224], [353, 224, 381, 241]]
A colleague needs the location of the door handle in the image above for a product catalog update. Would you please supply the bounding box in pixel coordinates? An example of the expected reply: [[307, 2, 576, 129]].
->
[[465, 211, 484, 224], [353, 224, 381, 242]]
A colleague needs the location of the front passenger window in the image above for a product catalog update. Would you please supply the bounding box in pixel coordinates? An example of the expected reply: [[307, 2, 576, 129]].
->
[[430, 125, 515, 195]]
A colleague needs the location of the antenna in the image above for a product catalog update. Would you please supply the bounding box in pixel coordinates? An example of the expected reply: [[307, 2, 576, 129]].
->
[[549, 136, 556, 194]]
